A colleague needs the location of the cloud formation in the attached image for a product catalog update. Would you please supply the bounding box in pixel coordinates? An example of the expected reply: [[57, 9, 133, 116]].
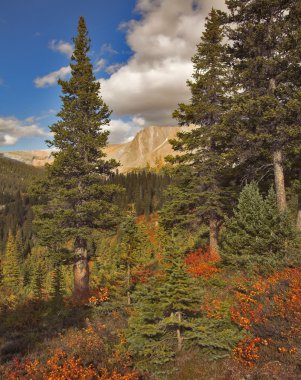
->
[[100, 0, 226, 128], [104, 118, 144, 144], [0, 116, 47, 146], [49, 40, 73, 57], [100, 43, 118, 55], [34, 66, 71, 88], [94, 58, 106, 73]]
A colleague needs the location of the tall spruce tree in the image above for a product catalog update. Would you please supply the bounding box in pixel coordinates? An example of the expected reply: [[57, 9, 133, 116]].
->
[[163, 9, 232, 254], [33, 17, 121, 297], [2, 231, 22, 292], [225, 0, 301, 212]]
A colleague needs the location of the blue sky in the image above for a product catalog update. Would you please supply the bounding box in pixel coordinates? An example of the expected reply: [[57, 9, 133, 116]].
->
[[0, 0, 225, 152]]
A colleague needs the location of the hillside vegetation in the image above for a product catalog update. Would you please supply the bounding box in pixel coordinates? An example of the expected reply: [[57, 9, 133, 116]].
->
[[1, 3, 301, 379]]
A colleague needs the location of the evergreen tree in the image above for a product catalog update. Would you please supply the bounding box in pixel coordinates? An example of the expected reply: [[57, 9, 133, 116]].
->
[[49, 266, 64, 304], [221, 182, 299, 273], [33, 17, 122, 297], [225, 0, 301, 212], [31, 263, 43, 300], [2, 231, 22, 292], [127, 242, 202, 374], [15, 229, 24, 263], [163, 9, 233, 254], [117, 214, 150, 305]]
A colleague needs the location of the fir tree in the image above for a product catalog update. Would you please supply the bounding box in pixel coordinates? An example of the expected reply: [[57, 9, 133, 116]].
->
[[127, 242, 202, 374], [221, 182, 299, 273], [163, 9, 233, 254], [15, 229, 24, 263], [225, 0, 301, 212], [117, 214, 150, 305], [49, 266, 64, 304], [31, 263, 43, 300], [2, 231, 22, 292], [33, 17, 122, 297]]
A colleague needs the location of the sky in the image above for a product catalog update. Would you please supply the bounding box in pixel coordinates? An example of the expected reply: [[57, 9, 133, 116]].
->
[[0, 0, 226, 152]]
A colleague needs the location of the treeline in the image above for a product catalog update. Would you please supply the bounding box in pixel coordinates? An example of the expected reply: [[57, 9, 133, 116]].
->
[[0, 156, 42, 253], [109, 171, 171, 216], [0, 155, 170, 254]]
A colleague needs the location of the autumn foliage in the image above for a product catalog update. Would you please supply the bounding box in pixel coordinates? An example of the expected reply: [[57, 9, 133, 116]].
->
[[185, 248, 220, 279], [1, 350, 139, 380], [231, 267, 301, 366]]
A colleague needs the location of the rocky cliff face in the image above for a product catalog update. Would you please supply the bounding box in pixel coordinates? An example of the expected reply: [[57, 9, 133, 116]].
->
[[2, 125, 192, 172]]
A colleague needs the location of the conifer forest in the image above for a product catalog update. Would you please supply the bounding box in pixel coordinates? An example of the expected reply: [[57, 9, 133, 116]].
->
[[1, 2, 301, 379]]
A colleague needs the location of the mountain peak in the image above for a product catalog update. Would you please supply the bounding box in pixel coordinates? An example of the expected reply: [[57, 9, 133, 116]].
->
[[2, 125, 193, 172]]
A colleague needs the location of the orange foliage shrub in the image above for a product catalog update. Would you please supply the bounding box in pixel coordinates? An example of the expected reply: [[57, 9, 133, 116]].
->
[[233, 337, 262, 366], [88, 288, 110, 306], [185, 248, 220, 279], [1, 350, 139, 380], [232, 267, 301, 366], [54, 318, 106, 362], [201, 299, 224, 320]]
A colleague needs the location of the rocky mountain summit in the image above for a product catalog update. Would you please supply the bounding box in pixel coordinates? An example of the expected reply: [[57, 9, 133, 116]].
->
[[2, 125, 191, 172]]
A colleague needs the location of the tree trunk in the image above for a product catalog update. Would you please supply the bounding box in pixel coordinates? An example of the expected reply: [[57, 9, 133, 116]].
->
[[209, 217, 218, 256], [73, 237, 89, 298], [273, 149, 287, 212], [297, 194, 301, 232], [175, 312, 183, 351]]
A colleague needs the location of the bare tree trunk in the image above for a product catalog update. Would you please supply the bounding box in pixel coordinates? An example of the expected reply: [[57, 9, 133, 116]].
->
[[296, 194, 301, 232], [209, 217, 218, 256], [175, 312, 183, 351], [73, 237, 89, 298], [127, 263, 131, 305], [273, 149, 287, 212]]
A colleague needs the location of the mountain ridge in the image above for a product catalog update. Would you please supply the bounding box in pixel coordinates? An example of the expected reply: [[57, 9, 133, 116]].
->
[[2, 125, 192, 172]]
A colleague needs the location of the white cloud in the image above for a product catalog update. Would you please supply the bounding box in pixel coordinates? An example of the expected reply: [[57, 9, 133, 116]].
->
[[100, 0, 226, 127], [103, 118, 144, 144], [0, 116, 48, 146], [49, 40, 73, 57], [34, 66, 71, 88], [100, 43, 118, 55], [106, 63, 124, 74], [94, 58, 106, 73], [25, 109, 57, 123]]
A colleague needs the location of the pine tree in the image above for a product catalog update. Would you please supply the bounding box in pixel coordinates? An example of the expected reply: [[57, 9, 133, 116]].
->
[[2, 231, 22, 292], [225, 0, 301, 212], [15, 228, 24, 263], [221, 182, 299, 273], [117, 214, 150, 305], [127, 242, 202, 374], [33, 17, 122, 297], [163, 9, 233, 254], [31, 263, 43, 300], [49, 266, 64, 304]]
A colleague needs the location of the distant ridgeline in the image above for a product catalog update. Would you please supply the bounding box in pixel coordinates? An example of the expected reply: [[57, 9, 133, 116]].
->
[[0, 154, 171, 252], [0, 155, 43, 253]]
